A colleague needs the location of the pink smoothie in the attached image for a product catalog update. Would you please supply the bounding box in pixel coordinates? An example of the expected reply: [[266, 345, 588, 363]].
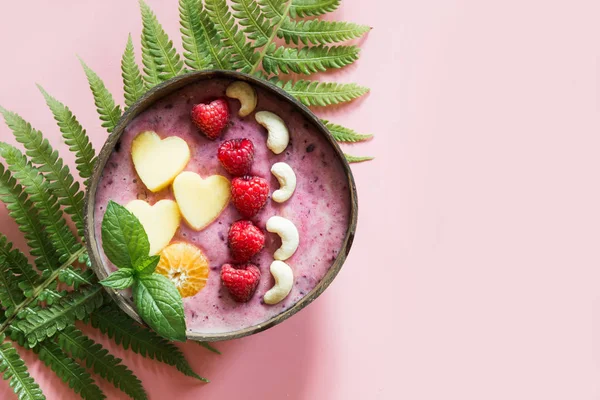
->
[[93, 78, 351, 334]]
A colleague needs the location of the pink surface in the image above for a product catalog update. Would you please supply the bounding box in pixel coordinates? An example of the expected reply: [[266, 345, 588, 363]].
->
[[1, 1, 600, 399]]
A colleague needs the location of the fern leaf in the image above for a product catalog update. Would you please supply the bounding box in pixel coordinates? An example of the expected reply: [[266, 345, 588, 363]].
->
[[289, 0, 340, 18], [231, 0, 273, 48], [35, 340, 105, 400], [140, 0, 184, 82], [271, 78, 369, 106], [140, 35, 161, 90], [91, 304, 208, 382], [197, 341, 221, 355], [321, 120, 373, 142], [121, 35, 146, 109], [179, 0, 212, 70], [0, 335, 45, 400], [205, 0, 258, 72], [57, 267, 96, 290], [257, 0, 286, 19], [0, 263, 24, 317], [0, 107, 85, 237], [79, 59, 122, 133], [0, 235, 39, 298], [262, 44, 360, 75], [278, 19, 370, 45], [0, 165, 59, 272], [37, 86, 97, 185], [57, 326, 148, 400], [0, 144, 80, 263], [36, 288, 65, 306], [344, 154, 374, 163], [14, 285, 104, 348]]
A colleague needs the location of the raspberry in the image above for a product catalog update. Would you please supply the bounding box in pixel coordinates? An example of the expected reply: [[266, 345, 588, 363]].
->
[[218, 138, 255, 176], [231, 176, 269, 218], [191, 98, 229, 140], [221, 263, 261, 302], [228, 220, 265, 262]]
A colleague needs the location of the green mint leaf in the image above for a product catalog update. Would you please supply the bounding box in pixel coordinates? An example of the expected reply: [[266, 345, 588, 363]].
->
[[135, 255, 160, 275], [101, 200, 149, 269], [133, 274, 186, 342], [100, 269, 135, 289]]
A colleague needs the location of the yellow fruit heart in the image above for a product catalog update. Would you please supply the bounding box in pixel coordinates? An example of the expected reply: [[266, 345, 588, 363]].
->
[[126, 199, 181, 255], [172, 171, 231, 231], [131, 131, 190, 192]]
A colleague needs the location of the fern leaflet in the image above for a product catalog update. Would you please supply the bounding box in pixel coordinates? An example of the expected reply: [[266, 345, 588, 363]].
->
[[289, 0, 341, 18], [0, 263, 24, 318], [270, 78, 369, 106], [231, 0, 273, 48], [257, 0, 286, 19], [197, 341, 221, 355], [57, 268, 96, 290], [278, 18, 370, 45], [344, 154, 374, 163], [0, 235, 38, 297], [141, 35, 161, 89], [0, 335, 45, 400], [179, 0, 212, 70], [57, 326, 148, 400], [80, 59, 122, 133], [122, 35, 146, 109], [262, 44, 360, 75], [322, 120, 373, 142], [35, 340, 105, 400]]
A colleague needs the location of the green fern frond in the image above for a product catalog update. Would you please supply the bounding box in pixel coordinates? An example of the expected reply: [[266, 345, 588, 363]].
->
[[262, 44, 360, 75], [0, 107, 85, 236], [344, 154, 374, 163], [37, 86, 97, 185], [57, 267, 95, 290], [0, 235, 39, 298], [197, 341, 221, 355], [289, 0, 340, 18], [205, 0, 258, 72], [271, 78, 369, 106], [90, 304, 208, 382], [0, 263, 25, 317], [121, 35, 146, 109], [79, 59, 122, 133], [14, 285, 104, 348], [257, 0, 286, 19], [57, 326, 148, 400], [35, 340, 105, 400], [231, 0, 273, 47], [179, 0, 212, 70], [140, 35, 161, 90], [140, 0, 184, 83], [321, 120, 373, 142], [278, 19, 370, 45], [0, 144, 80, 263], [0, 335, 45, 400]]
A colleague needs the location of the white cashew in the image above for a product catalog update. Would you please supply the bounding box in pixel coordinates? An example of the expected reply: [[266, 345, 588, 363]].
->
[[226, 81, 257, 117], [255, 111, 289, 154], [264, 261, 293, 305], [266, 216, 299, 261], [271, 162, 296, 203]]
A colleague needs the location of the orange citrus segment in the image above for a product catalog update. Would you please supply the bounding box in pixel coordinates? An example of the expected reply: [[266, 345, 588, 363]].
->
[[155, 242, 210, 298]]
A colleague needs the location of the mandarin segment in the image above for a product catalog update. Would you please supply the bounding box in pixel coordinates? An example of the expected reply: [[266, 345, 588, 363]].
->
[[156, 242, 210, 298]]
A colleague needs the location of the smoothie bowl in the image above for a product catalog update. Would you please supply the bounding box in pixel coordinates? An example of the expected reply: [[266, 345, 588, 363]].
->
[[84, 71, 357, 341]]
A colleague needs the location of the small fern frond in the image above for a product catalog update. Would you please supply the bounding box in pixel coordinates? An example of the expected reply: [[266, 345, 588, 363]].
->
[[0, 107, 85, 236], [91, 304, 208, 382], [289, 0, 340, 18], [140, 0, 184, 82], [121, 35, 146, 109], [14, 285, 104, 348], [179, 0, 212, 70], [344, 154, 374, 163], [35, 340, 105, 400], [262, 44, 360, 75], [57, 326, 148, 400], [0, 235, 39, 298], [205, 0, 258, 72], [321, 120, 373, 142], [0, 144, 80, 262], [79, 59, 122, 133], [140, 35, 161, 90], [278, 19, 370, 45], [231, 0, 273, 48], [57, 267, 95, 290], [0, 335, 45, 400], [37, 86, 97, 185], [271, 78, 369, 106]]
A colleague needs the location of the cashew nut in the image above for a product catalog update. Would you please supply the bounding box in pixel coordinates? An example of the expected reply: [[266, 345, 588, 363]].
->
[[266, 216, 299, 261], [264, 261, 294, 305], [226, 81, 257, 117], [271, 162, 296, 203], [255, 111, 289, 154]]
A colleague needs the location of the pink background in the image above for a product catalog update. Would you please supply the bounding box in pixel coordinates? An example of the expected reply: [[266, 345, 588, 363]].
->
[[0, 0, 599, 399]]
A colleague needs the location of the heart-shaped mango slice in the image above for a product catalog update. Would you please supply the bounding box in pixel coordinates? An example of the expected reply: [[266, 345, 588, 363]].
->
[[126, 199, 181, 255], [131, 131, 190, 192], [173, 171, 231, 231]]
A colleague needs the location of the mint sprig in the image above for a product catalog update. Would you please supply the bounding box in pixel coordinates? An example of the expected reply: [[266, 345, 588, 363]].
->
[[100, 201, 186, 342]]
